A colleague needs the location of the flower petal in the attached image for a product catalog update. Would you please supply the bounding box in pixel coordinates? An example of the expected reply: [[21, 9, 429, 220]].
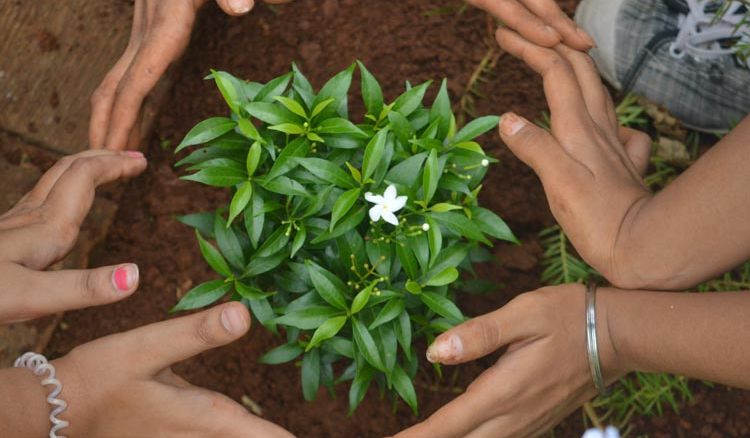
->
[[369, 205, 383, 222], [381, 210, 399, 226], [384, 184, 398, 202], [364, 192, 384, 204], [390, 195, 407, 212]]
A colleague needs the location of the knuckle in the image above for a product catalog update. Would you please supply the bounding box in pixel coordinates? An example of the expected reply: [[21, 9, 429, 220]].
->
[[77, 269, 101, 303], [194, 314, 221, 347]]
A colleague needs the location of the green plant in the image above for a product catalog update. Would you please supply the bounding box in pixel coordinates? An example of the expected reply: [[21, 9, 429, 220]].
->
[[172, 62, 517, 414]]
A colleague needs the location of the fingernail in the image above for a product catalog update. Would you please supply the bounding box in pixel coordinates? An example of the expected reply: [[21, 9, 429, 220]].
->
[[426, 334, 463, 363], [124, 150, 144, 159], [221, 306, 248, 334], [577, 28, 597, 48], [112, 264, 139, 292], [500, 113, 526, 136], [544, 25, 558, 37], [229, 0, 252, 13]]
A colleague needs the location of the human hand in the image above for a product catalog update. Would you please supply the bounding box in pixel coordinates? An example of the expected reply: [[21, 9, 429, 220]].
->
[[396, 284, 623, 438], [49, 302, 293, 437], [489, 28, 654, 288], [0, 150, 147, 324], [89, 0, 291, 151], [467, 0, 595, 50]]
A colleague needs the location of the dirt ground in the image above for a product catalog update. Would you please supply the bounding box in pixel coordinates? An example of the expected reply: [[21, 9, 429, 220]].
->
[[47, 1, 750, 436]]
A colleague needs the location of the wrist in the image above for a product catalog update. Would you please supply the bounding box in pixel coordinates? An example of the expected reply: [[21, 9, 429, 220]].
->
[[596, 287, 631, 383], [0, 367, 51, 437]]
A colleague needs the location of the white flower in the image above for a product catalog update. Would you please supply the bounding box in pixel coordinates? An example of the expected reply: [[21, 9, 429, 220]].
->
[[582, 426, 620, 438], [422, 223, 430, 231], [365, 184, 407, 226], [481, 158, 489, 167]]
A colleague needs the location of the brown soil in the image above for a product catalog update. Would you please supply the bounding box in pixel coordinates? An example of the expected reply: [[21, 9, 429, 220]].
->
[[48, 0, 750, 437]]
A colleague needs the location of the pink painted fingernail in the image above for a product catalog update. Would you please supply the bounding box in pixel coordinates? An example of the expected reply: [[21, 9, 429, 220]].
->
[[500, 113, 526, 136], [426, 335, 463, 363], [221, 306, 248, 334], [112, 264, 139, 292], [124, 150, 144, 159]]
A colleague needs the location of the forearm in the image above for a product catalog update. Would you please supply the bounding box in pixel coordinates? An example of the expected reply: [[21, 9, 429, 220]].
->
[[0, 367, 52, 437], [602, 288, 750, 388], [616, 115, 750, 290]]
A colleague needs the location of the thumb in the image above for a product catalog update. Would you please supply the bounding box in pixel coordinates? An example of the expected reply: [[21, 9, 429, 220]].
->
[[425, 300, 528, 365], [619, 126, 652, 177], [215, 0, 255, 15], [498, 112, 577, 181], [128, 302, 251, 375], [0, 263, 139, 324]]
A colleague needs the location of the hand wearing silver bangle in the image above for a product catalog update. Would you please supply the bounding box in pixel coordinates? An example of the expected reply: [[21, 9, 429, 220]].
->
[[14, 352, 69, 438], [585, 281, 610, 396]]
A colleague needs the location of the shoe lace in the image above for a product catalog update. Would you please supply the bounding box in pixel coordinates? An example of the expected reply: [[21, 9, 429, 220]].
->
[[671, 0, 750, 66]]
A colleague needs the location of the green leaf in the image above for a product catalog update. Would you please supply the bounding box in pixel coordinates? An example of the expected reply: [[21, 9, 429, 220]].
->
[[314, 63, 355, 118], [237, 118, 262, 142], [244, 101, 298, 125], [392, 81, 431, 117], [330, 188, 361, 230], [269, 123, 305, 135], [176, 212, 215, 238], [423, 148, 439, 203], [241, 250, 288, 277], [291, 224, 307, 258], [346, 162, 362, 184], [311, 98, 335, 119], [176, 117, 237, 152], [244, 190, 264, 248], [260, 343, 303, 364], [247, 297, 277, 334], [301, 348, 321, 401], [395, 310, 412, 353], [234, 281, 274, 300], [171, 279, 230, 312], [420, 291, 463, 322], [306, 132, 325, 143], [296, 157, 357, 189], [214, 215, 244, 270], [274, 305, 342, 329], [211, 70, 240, 113], [425, 267, 459, 287], [427, 217, 442, 266], [306, 261, 349, 311], [256, 226, 290, 258], [392, 365, 418, 414], [306, 316, 348, 351], [396, 243, 419, 280], [316, 118, 368, 138], [352, 317, 385, 371], [405, 280, 422, 295], [432, 211, 490, 244], [267, 137, 310, 179], [388, 111, 415, 145], [196, 230, 232, 277], [473, 207, 518, 243], [330, 337, 354, 358], [181, 167, 247, 187], [431, 203, 462, 213], [385, 152, 427, 188], [357, 61, 384, 117], [274, 95, 307, 118], [262, 176, 310, 197], [227, 182, 253, 226], [254, 72, 292, 103], [348, 363, 374, 414], [246, 142, 262, 176], [369, 299, 405, 330], [312, 205, 367, 244], [362, 127, 389, 181], [430, 79, 452, 138], [452, 115, 500, 144], [350, 281, 376, 314]]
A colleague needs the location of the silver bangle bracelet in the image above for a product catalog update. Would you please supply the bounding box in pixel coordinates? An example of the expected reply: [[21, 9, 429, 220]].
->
[[585, 281, 609, 397], [14, 352, 70, 438]]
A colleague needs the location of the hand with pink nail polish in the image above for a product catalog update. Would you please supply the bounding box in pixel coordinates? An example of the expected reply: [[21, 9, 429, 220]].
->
[[0, 150, 293, 437], [90, 0, 292, 151], [0, 149, 148, 324]]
